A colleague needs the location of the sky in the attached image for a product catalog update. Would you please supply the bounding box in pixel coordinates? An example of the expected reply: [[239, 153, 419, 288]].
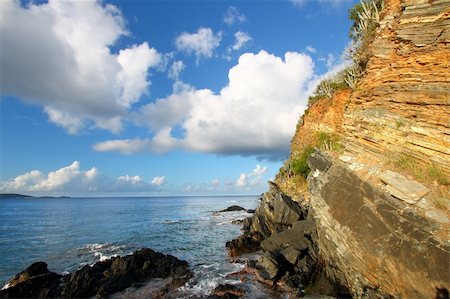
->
[[0, 0, 357, 196]]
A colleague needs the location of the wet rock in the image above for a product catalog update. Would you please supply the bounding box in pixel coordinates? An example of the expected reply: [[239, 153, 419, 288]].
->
[[60, 248, 192, 298], [226, 235, 260, 257], [219, 205, 246, 212], [1, 248, 192, 299], [0, 262, 63, 298], [208, 283, 245, 298]]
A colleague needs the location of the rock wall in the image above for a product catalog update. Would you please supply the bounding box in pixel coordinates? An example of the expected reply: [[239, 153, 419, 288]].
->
[[343, 0, 450, 172], [307, 150, 449, 298], [240, 165, 448, 298]]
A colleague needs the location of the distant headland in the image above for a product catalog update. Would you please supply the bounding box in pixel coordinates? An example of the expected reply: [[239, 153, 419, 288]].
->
[[0, 193, 70, 199]]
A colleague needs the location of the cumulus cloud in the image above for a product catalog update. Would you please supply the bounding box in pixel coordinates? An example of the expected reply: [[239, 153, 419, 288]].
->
[[232, 32, 252, 51], [0, 161, 98, 192], [223, 6, 246, 25], [0, 0, 161, 133], [175, 28, 222, 62], [235, 164, 268, 188], [98, 50, 315, 160], [0, 162, 166, 194], [151, 176, 166, 186]]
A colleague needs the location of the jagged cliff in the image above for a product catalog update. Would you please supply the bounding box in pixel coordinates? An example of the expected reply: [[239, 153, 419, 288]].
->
[[229, 0, 450, 298]]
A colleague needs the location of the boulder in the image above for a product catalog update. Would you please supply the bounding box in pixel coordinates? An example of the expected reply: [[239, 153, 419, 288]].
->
[[0, 262, 63, 298], [226, 235, 260, 257]]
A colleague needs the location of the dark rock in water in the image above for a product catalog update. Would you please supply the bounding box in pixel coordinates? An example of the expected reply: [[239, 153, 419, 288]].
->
[[219, 205, 246, 212], [60, 248, 192, 298], [226, 235, 261, 257], [208, 283, 245, 298], [1, 248, 192, 299], [0, 262, 63, 298], [246, 209, 255, 214]]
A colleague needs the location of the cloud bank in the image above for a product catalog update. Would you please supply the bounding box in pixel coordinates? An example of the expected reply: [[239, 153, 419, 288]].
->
[[0, 162, 165, 194]]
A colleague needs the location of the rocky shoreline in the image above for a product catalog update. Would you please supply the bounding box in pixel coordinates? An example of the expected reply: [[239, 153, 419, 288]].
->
[[224, 181, 350, 298], [0, 248, 192, 298]]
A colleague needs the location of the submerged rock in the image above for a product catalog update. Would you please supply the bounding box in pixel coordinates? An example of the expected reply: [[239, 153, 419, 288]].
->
[[219, 205, 247, 212], [1, 248, 192, 299]]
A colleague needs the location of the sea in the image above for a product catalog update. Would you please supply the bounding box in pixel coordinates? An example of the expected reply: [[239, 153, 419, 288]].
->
[[0, 195, 269, 297]]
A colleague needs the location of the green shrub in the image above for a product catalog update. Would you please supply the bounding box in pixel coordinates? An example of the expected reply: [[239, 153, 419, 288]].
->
[[307, 69, 350, 106], [316, 131, 342, 152], [292, 146, 315, 178]]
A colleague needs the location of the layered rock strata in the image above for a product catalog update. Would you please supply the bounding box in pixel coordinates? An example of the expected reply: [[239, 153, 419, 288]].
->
[[307, 150, 449, 298], [343, 0, 450, 173], [232, 157, 449, 297]]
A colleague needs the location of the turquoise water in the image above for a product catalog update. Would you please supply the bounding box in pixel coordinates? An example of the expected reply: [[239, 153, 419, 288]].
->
[[0, 196, 259, 296]]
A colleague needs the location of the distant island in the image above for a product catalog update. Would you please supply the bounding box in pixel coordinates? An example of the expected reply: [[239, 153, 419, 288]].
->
[[0, 193, 71, 199]]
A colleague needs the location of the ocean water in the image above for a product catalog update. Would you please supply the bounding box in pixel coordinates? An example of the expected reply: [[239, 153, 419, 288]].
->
[[0, 196, 261, 297]]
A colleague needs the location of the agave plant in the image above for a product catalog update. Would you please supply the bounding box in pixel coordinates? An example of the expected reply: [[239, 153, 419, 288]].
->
[[344, 66, 361, 90]]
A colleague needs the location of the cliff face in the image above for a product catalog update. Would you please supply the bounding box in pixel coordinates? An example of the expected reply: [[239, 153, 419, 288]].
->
[[291, 89, 350, 155], [307, 151, 449, 298], [238, 0, 450, 298], [344, 0, 450, 172]]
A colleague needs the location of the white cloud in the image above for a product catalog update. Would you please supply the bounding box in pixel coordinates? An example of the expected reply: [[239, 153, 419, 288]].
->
[[232, 31, 252, 51], [223, 6, 246, 25], [151, 176, 166, 186], [306, 46, 316, 53], [116, 42, 162, 108], [0, 161, 98, 192], [184, 183, 199, 192], [236, 173, 248, 187], [168, 60, 185, 80], [0, 162, 165, 194], [235, 164, 268, 188], [0, 0, 160, 133], [175, 28, 222, 62], [117, 175, 142, 184], [211, 179, 220, 187], [98, 50, 315, 160], [93, 127, 179, 155], [325, 53, 335, 68]]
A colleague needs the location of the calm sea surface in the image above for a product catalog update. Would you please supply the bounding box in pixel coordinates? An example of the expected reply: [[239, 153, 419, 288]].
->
[[0, 196, 260, 296]]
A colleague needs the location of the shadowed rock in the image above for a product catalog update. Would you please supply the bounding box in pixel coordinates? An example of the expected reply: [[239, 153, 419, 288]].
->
[[1, 248, 192, 299]]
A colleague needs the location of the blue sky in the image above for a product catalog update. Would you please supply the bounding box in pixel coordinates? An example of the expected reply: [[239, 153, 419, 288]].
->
[[0, 0, 356, 196]]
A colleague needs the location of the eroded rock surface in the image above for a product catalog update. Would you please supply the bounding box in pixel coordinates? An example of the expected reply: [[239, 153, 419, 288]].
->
[[307, 149, 449, 298], [344, 0, 450, 173]]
